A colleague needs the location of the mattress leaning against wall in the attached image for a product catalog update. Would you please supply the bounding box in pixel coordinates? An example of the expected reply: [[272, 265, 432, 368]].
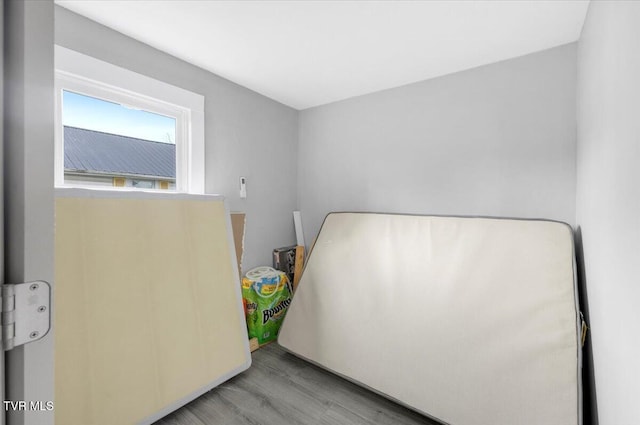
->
[[54, 188, 251, 425], [278, 212, 582, 425]]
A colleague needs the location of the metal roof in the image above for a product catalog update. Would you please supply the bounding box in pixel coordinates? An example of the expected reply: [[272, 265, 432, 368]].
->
[[64, 126, 176, 179]]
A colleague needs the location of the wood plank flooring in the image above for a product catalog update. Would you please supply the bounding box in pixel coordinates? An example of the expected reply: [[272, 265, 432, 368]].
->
[[154, 343, 441, 425]]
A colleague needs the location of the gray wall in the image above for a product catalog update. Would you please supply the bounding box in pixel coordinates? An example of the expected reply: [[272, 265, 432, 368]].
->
[[298, 44, 577, 245], [55, 6, 299, 272], [576, 2, 640, 424]]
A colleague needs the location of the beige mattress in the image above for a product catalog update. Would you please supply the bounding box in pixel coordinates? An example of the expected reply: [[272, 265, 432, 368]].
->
[[278, 213, 582, 425], [55, 188, 251, 425]]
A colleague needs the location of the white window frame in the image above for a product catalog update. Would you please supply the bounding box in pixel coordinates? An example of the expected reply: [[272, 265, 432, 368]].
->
[[54, 46, 205, 193]]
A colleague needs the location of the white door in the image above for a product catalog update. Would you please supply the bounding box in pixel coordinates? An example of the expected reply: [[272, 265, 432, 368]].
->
[[1, 2, 6, 424], [3, 1, 55, 425]]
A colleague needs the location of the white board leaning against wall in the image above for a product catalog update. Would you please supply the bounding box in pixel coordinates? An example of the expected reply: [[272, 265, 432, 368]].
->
[[54, 188, 251, 425]]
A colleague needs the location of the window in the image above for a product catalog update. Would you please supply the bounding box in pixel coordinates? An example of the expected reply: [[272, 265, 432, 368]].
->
[[131, 179, 158, 189], [62, 90, 178, 190], [55, 46, 205, 193]]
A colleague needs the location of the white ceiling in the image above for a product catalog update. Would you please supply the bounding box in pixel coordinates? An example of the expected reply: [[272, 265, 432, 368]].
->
[[55, 1, 589, 110]]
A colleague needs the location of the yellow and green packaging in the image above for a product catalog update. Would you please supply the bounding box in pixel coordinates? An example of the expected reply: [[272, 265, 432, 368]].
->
[[242, 267, 293, 345]]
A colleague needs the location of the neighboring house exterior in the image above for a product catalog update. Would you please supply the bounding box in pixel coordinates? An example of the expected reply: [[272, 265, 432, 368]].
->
[[64, 126, 176, 189]]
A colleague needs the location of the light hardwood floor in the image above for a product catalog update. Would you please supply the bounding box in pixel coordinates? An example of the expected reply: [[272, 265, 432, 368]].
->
[[154, 343, 440, 425]]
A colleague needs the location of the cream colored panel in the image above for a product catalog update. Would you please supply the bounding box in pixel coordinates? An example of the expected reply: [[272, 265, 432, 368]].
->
[[55, 193, 250, 425], [279, 213, 580, 425]]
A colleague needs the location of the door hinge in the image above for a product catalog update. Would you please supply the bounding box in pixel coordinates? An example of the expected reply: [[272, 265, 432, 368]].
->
[[1, 281, 51, 351]]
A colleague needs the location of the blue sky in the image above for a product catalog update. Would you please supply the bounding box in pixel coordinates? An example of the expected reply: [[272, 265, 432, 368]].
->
[[62, 90, 176, 144]]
